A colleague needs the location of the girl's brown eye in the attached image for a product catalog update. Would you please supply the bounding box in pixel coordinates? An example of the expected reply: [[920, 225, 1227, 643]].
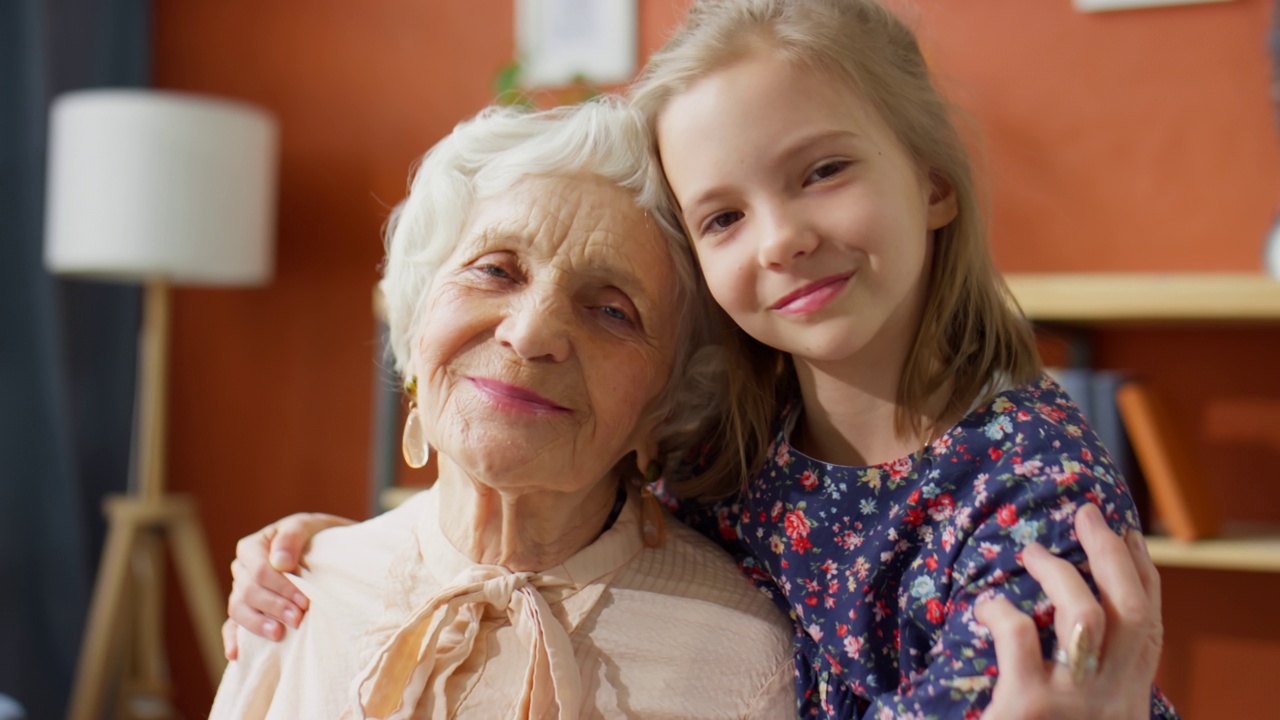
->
[[808, 160, 849, 183], [705, 210, 743, 234]]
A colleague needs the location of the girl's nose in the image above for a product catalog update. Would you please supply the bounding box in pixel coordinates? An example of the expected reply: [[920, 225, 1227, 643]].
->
[[757, 207, 818, 269], [493, 293, 571, 363]]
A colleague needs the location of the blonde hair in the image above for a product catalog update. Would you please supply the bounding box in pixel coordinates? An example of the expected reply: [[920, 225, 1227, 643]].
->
[[380, 98, 731, 485], [630, 0, 1040, 497]]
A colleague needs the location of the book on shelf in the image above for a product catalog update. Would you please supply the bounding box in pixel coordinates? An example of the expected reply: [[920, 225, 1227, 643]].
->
[[1114, 381, 1221, 542]]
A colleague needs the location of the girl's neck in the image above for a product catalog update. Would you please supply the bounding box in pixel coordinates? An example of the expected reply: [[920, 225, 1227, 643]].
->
[[791, 354, 926, 467], [435, 460, 621, 572]]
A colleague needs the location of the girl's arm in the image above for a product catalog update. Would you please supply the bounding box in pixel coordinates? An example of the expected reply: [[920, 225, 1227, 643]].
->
[[976, 503, 1168, 720], [222, 512, 355, 659], [848, 459, 1175, 719]]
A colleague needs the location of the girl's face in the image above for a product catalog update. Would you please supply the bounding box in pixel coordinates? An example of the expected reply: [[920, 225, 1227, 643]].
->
[[656, 51, 956, 373]]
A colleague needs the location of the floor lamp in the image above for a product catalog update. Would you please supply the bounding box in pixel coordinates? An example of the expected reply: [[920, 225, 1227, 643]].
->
[[44, 90, 279, 719]]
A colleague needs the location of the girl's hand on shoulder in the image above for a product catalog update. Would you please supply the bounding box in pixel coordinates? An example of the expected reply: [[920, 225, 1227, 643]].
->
[[975, 503, 1163, 719], [222, 512, 356, 660]]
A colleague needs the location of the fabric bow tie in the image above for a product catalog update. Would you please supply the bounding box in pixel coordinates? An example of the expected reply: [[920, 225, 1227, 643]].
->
[[345, 565, 582, 720]]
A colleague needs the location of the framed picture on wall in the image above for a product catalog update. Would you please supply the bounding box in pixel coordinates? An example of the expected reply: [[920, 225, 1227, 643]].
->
[[515, 0, 637, 88], [1074, 0, 1235, 11]]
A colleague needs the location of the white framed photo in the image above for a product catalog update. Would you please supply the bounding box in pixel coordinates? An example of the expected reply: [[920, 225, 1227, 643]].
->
[[1074, 0, 1235, 12], [516, 0, 637, 88]]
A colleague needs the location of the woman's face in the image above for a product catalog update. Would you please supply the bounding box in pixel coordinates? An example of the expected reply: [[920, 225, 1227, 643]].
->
[[412, 174, 679, 494]]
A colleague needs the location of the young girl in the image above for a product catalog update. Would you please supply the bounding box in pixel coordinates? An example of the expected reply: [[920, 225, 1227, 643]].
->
[[624, 2, 1175, 717], [227, 1, 1175, 717]]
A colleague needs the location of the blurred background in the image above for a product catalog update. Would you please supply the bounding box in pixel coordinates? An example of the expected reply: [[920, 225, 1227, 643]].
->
[[3, 0, 1279, 718]]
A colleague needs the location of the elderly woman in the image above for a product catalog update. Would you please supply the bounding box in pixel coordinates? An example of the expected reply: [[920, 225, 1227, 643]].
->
[[209, 98, 796, 717]]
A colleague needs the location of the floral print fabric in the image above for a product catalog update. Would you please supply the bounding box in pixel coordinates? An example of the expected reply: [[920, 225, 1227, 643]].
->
[[669, 374, 1179, 719]]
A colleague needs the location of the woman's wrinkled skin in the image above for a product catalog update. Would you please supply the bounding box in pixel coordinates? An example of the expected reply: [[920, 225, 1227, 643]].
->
[[412, 173, 679, 571]]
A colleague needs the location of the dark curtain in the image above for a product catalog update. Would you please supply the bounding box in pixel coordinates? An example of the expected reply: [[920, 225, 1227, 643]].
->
[[0, 1, 149, 717]]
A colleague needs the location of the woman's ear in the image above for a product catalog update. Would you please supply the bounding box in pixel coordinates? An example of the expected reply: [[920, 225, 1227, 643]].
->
[[631, 413, 664, 478], [634, 437, 659, 477], [925, 170, 958, 231]]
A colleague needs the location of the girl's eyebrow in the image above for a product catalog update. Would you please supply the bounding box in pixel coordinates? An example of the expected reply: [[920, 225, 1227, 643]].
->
[[678, 129, 863, 214], [773, 128, 861, 165]]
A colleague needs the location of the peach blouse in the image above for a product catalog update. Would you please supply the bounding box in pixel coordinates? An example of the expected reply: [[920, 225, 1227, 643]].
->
[[209, 486, 795, 719]]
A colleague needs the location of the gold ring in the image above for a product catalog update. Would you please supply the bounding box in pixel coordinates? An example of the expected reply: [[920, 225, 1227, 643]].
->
[[1053, 621, 1099, 684]]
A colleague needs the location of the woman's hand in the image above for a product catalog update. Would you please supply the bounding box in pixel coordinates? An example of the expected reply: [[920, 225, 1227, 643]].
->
[[976, 502, 1163, 719], [222, 512, 356, 660]]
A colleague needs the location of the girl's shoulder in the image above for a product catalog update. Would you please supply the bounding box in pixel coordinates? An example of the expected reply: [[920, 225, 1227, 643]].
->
[[936, 372, 1140, 526], [932, 372, 1133, 494], [951, 372, 1097, 450]]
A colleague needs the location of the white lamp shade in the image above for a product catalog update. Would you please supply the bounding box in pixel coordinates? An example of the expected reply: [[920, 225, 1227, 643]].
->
[[44, 89, 279, 286]]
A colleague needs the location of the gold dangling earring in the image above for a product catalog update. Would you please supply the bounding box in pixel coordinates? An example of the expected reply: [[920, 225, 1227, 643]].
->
[[401, 375, 429, 469]]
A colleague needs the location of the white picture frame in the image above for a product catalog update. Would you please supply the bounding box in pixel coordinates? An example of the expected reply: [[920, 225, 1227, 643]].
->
[[516, 0, 637, 88], [1074, 0, 1235, 12]]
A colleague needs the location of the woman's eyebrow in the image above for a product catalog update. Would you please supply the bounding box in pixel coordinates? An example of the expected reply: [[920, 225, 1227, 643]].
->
[[461, 225, 531, 255], [577, 264, 646, 298]]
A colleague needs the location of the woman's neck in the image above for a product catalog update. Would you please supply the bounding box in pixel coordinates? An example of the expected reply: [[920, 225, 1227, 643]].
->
[[435, 460, 621, 572]]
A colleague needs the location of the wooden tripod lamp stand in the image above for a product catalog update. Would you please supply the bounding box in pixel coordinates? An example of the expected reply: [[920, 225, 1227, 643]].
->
[[44, 90, 279, 719]]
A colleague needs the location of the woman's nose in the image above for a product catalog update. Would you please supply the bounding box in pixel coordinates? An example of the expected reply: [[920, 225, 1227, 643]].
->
[[757, 207, 818, 269], [494, 294, 571, 363]]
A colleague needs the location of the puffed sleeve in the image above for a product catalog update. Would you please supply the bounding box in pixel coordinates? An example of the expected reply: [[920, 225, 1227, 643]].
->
[[854, 430, 1175, 719]]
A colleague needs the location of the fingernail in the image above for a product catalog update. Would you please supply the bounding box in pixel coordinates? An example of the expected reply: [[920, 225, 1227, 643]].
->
[[283, 608, 299, 628], [263, 619, 280, 638], [270, 551, 292, 570], [294, 593, 310, 610]]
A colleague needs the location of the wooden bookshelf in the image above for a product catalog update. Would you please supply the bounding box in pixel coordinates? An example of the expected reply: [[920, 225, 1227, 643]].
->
[[1006, 271, 1280, 572], [1004, 272, 1280, 323], [1145, 525, 1280, 573], [381, 485, 421, 511]]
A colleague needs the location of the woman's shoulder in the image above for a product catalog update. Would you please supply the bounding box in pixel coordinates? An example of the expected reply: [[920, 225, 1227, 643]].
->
[[595, 513, 795, 707], [611, 508, 791, 629], [310, 489, 425, 548], [301, 490, 433, 593]]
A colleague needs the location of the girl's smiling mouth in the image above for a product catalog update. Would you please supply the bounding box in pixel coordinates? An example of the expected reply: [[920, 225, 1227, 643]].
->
[[770, 272, 855, 316]]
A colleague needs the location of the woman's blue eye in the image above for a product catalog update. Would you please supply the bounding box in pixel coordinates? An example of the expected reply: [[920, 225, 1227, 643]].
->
[[601, 306, 629, 322], [481, 264, 511, 279]]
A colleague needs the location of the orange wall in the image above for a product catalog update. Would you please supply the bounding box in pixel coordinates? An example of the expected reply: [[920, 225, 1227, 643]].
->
[[152, 1, 1280, 717]]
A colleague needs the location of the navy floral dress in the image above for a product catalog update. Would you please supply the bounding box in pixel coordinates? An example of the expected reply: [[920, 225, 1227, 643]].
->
[[665, 374, 1179, 719]]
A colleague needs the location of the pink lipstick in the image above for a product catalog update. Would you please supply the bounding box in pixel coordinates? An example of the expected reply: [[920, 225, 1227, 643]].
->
[[468, 378, 569, 416]]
